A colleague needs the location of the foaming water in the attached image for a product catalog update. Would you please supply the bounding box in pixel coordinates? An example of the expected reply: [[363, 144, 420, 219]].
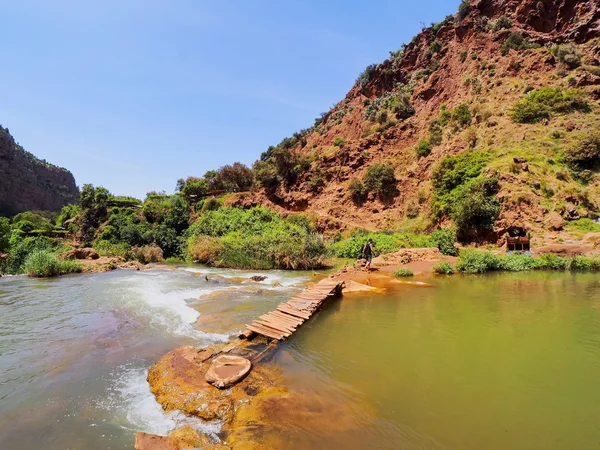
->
[[100, 364, 221, 439], [0, 267, 307, 449]]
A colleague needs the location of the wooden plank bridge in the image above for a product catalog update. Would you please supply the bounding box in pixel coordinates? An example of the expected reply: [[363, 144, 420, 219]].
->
[[242, 278, 345, 341]]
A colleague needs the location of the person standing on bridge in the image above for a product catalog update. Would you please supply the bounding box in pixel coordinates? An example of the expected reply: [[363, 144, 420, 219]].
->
[[362, 239, 374, 271]]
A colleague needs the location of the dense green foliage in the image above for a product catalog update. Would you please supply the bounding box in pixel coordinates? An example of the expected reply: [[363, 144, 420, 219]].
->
[[431, 152, 499, 235], [511, 87, 589, 124], [3, 235, 62, 275], [0, 217, 11, 252], [330, 228, 457, 258], [22, 250, 82, 277], [363, 164, 397, 198], [186, 207, 328, 269], [415, 139, 432, 158], [348, 178, 367, 203], [394, 268, 414, 277], [452, 104, 472, 127], [450, 178, 500, 233], [456, 250, 600, 274], [501, 33, 536, 56], [432, 151, 490, 215]]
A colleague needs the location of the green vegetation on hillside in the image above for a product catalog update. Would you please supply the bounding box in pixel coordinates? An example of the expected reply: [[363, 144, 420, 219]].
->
[[511, 87, 589, 124]]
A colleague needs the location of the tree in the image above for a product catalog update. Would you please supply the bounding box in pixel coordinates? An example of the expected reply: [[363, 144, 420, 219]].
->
[[217, 162, 254, 192], [203, 170, 222, 191], [79, 184, 110, 246], [0, 217, 11, 252], [179, 177, 208, 205], [363, 164, 397, 199]]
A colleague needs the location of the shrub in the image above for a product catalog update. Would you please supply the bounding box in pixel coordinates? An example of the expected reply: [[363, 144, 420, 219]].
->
[[333, 138, 346, 147], [363, 164, 397, 198], [460, 51, 468, 63], [394, 268, 414, 277], [433, 262, 454, 274], [429, 40, 443, 55], [429, 120, 443, 146], [376, 110, 389, 124], [563, 132, 600, 171], [566, 218, 600, 233], [405, 200, 420, 219], [5, 236, 55, 274], [415, 139, 432, 158], [501, 33, 535, 56], [131, 244, 164, 264], [439, 105, 452, 127], [453, 104, 472, 127], [93, 240, 131, 259], [185, 207, 329, 270], [511, 87, 589, 123], [22, 250, 82, 277], [432, 151, 490, 200], [357, 64, 377, 89], [13, 211, 54, 232], [456, 250, 600, 274], [450, 178, 500, 233], [457, 0, 471, 21], [455, 249, 501, 273], [349, 178, 367, 203], [554, 44, 581, 69], [489, 16, 512, 32], [431, 228, 458, 256], [0, 217, 10, 252]]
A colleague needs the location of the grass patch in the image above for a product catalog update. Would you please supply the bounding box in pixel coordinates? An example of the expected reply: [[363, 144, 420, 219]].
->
[[565, 218, 600, 233], [394, 268, 414, 277], [22, 250, 82, 277], [432, 261, 454, 274], [511, 87, 589, 124]]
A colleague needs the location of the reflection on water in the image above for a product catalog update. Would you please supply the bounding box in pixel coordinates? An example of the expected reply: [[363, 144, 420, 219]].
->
[[273, 272, 600, 450], [0, 267, 308, 449]]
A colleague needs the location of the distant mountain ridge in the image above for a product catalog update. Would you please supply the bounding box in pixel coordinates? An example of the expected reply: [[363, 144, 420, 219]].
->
[[0, 126, 79, 216]]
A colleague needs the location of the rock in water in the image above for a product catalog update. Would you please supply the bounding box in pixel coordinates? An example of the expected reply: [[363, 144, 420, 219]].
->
[[205, 355, 252, 389], [250, 275, 267, 282]]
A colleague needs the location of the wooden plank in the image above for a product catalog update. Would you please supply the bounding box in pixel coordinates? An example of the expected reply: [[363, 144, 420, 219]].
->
[[277, 304, 311, 320], [253, 320, 293, 337], [269, 311, 304, 326], [264, 312, 302, 327], [254, 320, 294, 336], [246, 324, 283, 340], [247, 323, 285, 339], [257, 315, 297, 331]]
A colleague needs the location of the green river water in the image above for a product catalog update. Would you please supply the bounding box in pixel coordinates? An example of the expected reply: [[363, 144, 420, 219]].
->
[[1, 268, 600, 449]]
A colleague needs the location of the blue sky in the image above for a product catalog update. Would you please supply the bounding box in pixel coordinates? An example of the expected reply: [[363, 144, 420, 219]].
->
[[1, 0, 460, 199]]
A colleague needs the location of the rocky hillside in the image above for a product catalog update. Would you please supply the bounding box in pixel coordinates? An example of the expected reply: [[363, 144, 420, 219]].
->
[[0, 126, 78, 216], [232, 0, 600, 243]]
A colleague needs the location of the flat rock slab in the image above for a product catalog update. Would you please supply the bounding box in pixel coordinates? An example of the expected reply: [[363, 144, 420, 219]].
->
[[206, 355, 252, 389]]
